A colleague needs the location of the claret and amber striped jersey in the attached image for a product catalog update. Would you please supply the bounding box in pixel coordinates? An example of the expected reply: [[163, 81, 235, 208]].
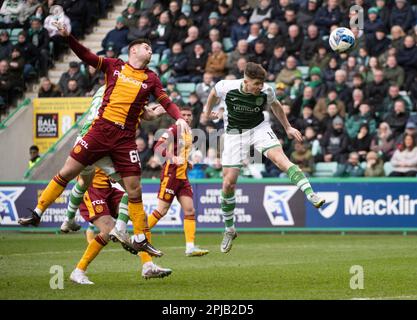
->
[[160, 125, 193, 180]]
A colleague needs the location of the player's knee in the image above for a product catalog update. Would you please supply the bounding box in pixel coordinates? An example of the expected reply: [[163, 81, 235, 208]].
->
[[223, 180, 236, 193], [184, 207, 195, 218], [125, 184, 142, 199], [98, 232, 110, 243]]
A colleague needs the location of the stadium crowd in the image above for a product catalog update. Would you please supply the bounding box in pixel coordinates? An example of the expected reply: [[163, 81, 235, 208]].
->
[[3, 0, 417, 178]]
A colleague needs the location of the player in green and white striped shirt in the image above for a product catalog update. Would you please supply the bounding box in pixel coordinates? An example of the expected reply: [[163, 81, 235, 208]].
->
[[203, 62, 326, 253]]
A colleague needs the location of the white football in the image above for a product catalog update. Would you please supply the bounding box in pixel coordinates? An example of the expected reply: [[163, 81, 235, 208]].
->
[[329, 27, 355, 53]]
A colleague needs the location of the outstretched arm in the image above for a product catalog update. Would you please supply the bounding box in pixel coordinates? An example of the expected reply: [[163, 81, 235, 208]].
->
[[203, 88, 221, 119], [270, 100, 303, 142], [141, 104, 166, 121]]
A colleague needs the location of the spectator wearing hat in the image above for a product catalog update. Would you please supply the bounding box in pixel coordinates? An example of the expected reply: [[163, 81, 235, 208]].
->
[[383, 99, 410, 139], [58, 61, 87, 95], [319, 116, 349, 163], [307, 66, 327, 100], [0, 30, 13, 61], [205, 41, 227, 80], [396, 36, 417, 91], [364, 7, 383, 35], [346, 103, 376, 139], [14, 31, 38, 80], [27, 15, 49, 77], [189, 0, 208, 27], [170, 14, 191, 47], [334, 152, 365, 177], [275, 82, 292, 106], [309, 45, 330, 71], [365, 26, 391, 57], [314, 0, 341, 35], [389, 133, 417, 177], [314, 89, 345, 121], [395, 121, 417, 146], [127, 14, 152, 43], [266, 44, 286, 81], [99, 16, 129, 55], [122, 2, 140, 29], [364, 151, 385, 177], [202, 11, 225, 40], [38, 77, 61, 98], [249, 0, 272, 25], [390, 0, 414, 33], [275, 55, 302, 86], [230, 13, 250, 48], [0, 0, 24, 28], [297, 0, 319, 33]]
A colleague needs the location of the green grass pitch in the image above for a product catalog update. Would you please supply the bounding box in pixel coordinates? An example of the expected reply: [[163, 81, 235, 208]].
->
[[1, 232, 417, 300]]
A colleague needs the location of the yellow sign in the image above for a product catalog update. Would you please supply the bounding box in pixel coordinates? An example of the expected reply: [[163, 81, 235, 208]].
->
[[33, 97, 92, 153]]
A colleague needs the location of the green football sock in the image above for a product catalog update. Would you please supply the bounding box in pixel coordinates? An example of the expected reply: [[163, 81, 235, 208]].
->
[[116, 193, 129, 231], [66, 182, 88, 220], [287, 165, 313, 196], [221, 191, 236, 229]]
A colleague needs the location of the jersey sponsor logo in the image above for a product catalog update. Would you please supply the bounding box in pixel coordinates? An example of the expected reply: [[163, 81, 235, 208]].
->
[[113, 70, 145, 87], [232, 105, 261, 113], [0, 187, 25, 225], [263, 186, 298, 226], [317, 192, 339, 219], [77, 138, 89, 149], [165, 188, 175, 195], [255, 97, 264, 106], [92, 199, 105, 206]]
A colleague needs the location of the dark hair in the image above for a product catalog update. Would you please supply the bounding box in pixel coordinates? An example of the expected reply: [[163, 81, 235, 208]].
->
[[128, 38, 151, 53], [30, 145, 39, 152], [180, 105, 193, 112], [401, 133, 417, 151], [244, 62, 267, 81]]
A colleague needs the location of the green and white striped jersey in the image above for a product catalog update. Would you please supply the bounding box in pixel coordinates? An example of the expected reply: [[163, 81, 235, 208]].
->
[[214, 79, 276, 133], [79, 86, 105, 137]]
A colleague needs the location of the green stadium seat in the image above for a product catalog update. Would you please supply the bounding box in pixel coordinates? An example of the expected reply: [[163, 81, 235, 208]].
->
[[222, 37, 234, 52], [297, 66, 310, 80], [313, 162, 338, 177], [384, 162, 393, 176], [10, 28, 22, 45], [119, 54, 128, 62], [176, 82, 196, 97], [149, 53, 160, 68]]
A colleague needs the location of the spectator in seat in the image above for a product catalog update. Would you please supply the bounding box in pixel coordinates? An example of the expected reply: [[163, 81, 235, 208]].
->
[[149, 11, 172, 55], [292, 86, 316, 118], [205, 41, 227, 81], [285, 25, 303, 59], [363, 7, 383, 35], [27, 16, 49, 77], [159, 42, 187, 83], [8, 47, 24, 93], [248, 40, 269, 70], [365, 26, 391, 58], [389, 134, 417, 177], [142, 156, 162, 179], [290, 140, 314, 177], [295, 104, 320, 135], [64, 79, 83, 97], [275, 55, 301, 87], [38, 77, 61, 97], [186, 92, 203, 128], [122, 2, 139, 29], [341, 56, 360, 87], [334, 152, 365, 177], [314, 89, 345, 121], [300, 24, 321, 65], [181, 25, 200, 56], [0, 30, 13, 61], [127, 14, 152, 43], [314, 0, 341, 35], [345, 103, 376, 139], [390, 25, 406, 51], [329, 69, 352, 107], [296, 0, 319, 33], [261, 21, 284, 58], [381, 85, 412, 116], [58, 61, 87, 94], [320, 116, 349, 163], [395, 121, 417, 146], [60, 0, 87, 38], [390, 0, 414, 33], [227, 39, 250, 77], [169, 14, 191, 47], [136, 136, 152, 167], [365, 68, 389, 109], [196, 72, 215, 105], [246, 22, 261, 45], [396, 36, 417, 91], [309, 44, 330, 70], [0, 0, 24, 28], [347, 88, 365, 116], [383, 99, 410, 139], [383, 55, 404, 88], [322, 57, 339, 88], [230, 13, 250, 48], [100, 16, 129, 55], [370, 122, 395, 161], [201, 12, 225, 40], [266, 44, 286, 81], [167, 1, 182, 26], [14, 31, 38, 81], [350, 123, 373, 161], [43, 5, 71, 60], [189, 0, 207, 27], [364, 151, 385, 177], [0, 60, 12, 106], [320, 103, 343, 134]]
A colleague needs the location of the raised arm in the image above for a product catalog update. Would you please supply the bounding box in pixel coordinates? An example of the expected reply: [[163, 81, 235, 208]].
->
[[270, 99, 303, 142], [141, 104, 166, 121], [203, 88, 220, 119]]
